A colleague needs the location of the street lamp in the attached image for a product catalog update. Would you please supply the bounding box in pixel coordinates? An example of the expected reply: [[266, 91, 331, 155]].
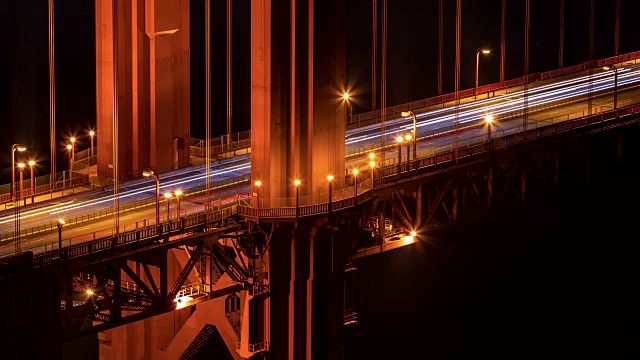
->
[[400, 111, 417, 161], [343, 93, 353, 123], [396, 135, 404, 178], [164, 192, 172, 221], [485, 115, 494, 143], [174, 190, 183, 218], [604, 65, 618, 109], [17, 163, 25, 206], [370, 160, 376, 189], [143, 169, 160, 226], [70, 137, 76, 166], [352, 169, 359, 206], [294, 179, 301, 221], [475, 49, 491, 100], [404, 134, 412, 169], [57, 219, 65, 250], [11, 144, 27, 201], [254, 180, 262, 209], [327, 175, 334, 213], [28, 161, 35, 204], [89, 130, 96, 159]]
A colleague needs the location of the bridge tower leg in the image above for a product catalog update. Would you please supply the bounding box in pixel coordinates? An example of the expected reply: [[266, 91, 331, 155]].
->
[[95, 0, 190, 178], [416, 185, 423, 229]]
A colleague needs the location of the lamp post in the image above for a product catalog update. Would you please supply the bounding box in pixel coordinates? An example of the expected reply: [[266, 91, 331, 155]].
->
[[369, 153, 376, 189], [604, 65, 618, 109], [401, 111, 417, 161], [89, 130, 95, 160], [486, 115, 494, 143], [164, 192, 172, 221], [175, 190, 183, 218], [70, 136, 76, 165], [11, 144, 27, 201], [294, 179, 301, 221], [18, 163, 25, 206], [353, 169, 359, 206], [343, 93, 353, 123], [143, 170, 160, 226], [254, 180, 262, 209], [475, 49, 491, 100], [28, 161, 35, 204], [370, 160, 376, 189], [404, 134, 412, 170], [327, 175, 334, 214], [396, 135, 404, 178], [57, 219, 65, 250]]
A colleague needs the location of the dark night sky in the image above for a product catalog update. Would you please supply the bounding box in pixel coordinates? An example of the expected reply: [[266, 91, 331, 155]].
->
[[2, 1, 640, 357], [2, 0, 640, 183]]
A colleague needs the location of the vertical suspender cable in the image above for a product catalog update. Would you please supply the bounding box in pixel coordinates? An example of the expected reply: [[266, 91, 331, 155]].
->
[[523, 0, 530, 139], [205, 0, 212, 223], [372, 0, 377, 110], [559, 0, 564, 68], [381, 0, 387, 165], [500, 0, 505, 82], [454, 0, 460, 161], [112, 0, 120, 238], [438, 0, 443, 95], [615, 0, 620, 56], [49, 0, 56, 198], [227, 0, 232, 143], [588, 0, 595, 116]]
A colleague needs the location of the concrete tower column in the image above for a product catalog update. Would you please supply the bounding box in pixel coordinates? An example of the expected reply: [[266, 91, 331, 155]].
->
[[96, 0, 189, 180], [251, 0, 346, 204]]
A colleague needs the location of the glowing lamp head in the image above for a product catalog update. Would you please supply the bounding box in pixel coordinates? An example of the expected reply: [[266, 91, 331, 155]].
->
[[164, 193, 172, 199], [369, 153, 375, 159], [89, 131, 95, 136], [254, 180, 262, 187], [142, 170, 154, 177], [66, 144, 72, 150], [401, 111, 411, 117], [294, 179, 301, 187], [17, 163, 25, 169], [175, 190, 183, 196], [352, 169, 359, 175], [28, 161, 35, 167], [16, 146, 26, 152], [603, 66, 610, 70], [410, 231, 417, 237], [404, 134, 412, 141], [343, 93, 349, 100], [70, 137, 76, 143], [370, 161, 376, 168], [396, 136, 404, 143], [327, 175, 334, 182], [58, 219, 65, 225], [485, 115, 494, 124], [86, 289, 94, 295]]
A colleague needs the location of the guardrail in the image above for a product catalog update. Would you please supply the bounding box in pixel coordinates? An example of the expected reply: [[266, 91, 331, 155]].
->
[[349, 51, 640, 125], [190, 131, 252, 158], [238, 102, 640, 220], [0, 174, 252, 244], [31, 205, 239, 268]]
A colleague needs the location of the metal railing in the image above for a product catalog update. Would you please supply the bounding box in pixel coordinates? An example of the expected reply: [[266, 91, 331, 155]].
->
[[0, 174, 251, 244], [190, 130, 251, 158], [30, 205, 240, 268], [349, 51, 640, 125]]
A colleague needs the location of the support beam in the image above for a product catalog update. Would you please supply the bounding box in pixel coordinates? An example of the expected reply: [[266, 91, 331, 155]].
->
[[452, 186, 458, 223], [121, 262, 156, 298], [141, 262, 159, 296], [168, 243, 204, 299]]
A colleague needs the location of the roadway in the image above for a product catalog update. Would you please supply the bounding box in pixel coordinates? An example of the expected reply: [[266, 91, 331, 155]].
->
[[2, 61, 640, 256]]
